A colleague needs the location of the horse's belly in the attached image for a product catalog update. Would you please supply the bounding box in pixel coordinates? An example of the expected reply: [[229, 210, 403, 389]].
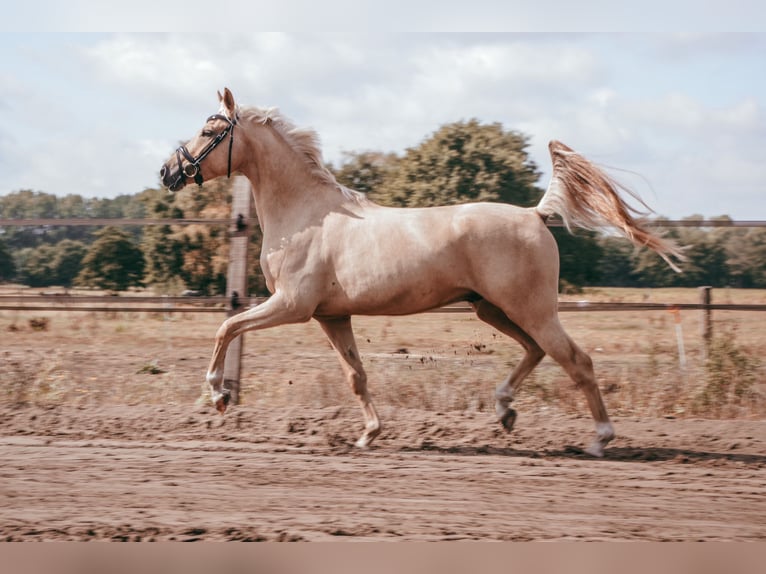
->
[[314, 267, 473, 317]]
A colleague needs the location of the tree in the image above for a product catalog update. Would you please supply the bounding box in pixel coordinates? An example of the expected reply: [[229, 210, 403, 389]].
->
[[680, 233, 729, 287], [369, 119, 542, 207], [171, 179, 233, 295], [17, 245, 56, 287], [332, 151, 398, 195], [726, 228, 766, 288], [140, 188, 186, 291], [75, 227, 145, 291], [0, 238, 17, 282], [15, 240, 87, 287], [551, 228, 603, 289], [596, 236, 639, 287], [177, 226, 228, 295], [0, 189, 149, 250], [51, 239, 87, 287]]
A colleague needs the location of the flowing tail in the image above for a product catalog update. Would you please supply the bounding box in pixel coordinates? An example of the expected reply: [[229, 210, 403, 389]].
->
[[536, 140, 685, 272]]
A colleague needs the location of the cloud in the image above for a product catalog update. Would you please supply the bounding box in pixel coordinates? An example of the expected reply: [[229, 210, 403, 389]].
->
[[1, 33, 764, 220], [80, 34, 228, 108]]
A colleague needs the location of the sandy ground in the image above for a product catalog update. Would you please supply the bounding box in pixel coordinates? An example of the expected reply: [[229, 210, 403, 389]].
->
[[1, 300, 764, 541], [1, 402, 764, 541]]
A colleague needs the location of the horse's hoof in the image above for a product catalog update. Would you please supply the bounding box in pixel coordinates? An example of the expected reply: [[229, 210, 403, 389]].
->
[[355, 425, 380, 449], [355, 435, 374, 449], [500, 408, 517, 432], [585, 422, 615, 456], [213, 391, 230, 415], [584, 442, 605, 458]]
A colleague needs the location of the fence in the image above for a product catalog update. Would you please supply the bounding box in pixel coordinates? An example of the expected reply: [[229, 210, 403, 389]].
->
[[3, 293, 766, 315]]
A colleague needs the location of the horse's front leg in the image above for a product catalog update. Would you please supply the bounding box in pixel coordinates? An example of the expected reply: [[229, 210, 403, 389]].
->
[[206, 293, 312, 414]]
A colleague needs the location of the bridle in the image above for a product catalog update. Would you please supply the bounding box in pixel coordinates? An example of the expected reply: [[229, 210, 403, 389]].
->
[[166, 112, 237, 189]]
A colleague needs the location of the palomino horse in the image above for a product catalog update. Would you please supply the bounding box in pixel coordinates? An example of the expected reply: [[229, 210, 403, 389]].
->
[[161, 88, 683, 457]]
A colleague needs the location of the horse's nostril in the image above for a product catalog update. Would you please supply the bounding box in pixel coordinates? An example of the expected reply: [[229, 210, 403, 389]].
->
[[160, 165, 167, 179]]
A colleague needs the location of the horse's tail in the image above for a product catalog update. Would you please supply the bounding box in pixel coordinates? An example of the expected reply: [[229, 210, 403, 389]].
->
[[536, 140, 684, 272]]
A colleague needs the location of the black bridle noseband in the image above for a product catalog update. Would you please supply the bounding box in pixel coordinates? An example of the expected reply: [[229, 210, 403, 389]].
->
[[167, 113, 237, 189]]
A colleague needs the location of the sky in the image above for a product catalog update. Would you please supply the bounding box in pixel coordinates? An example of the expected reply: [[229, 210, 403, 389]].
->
[[1, 28, 765, 219]]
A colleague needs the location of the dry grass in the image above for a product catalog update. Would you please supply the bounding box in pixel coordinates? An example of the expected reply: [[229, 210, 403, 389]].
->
[[1, 287, 764, 419]]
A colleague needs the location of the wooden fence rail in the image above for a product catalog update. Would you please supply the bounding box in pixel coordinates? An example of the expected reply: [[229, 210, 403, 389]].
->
[[1, 295, 764, 314], [0, 218, 232, 227]]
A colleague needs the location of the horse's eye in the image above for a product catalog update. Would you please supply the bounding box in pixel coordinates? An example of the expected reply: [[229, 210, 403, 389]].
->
[[201, 129, 215, 138]]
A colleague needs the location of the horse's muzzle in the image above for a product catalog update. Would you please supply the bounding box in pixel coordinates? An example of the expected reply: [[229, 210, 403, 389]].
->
[[160, 163, 186, 192]]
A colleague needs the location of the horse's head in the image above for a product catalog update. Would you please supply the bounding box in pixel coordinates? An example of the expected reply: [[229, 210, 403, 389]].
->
[[160, 88, 241, 192]]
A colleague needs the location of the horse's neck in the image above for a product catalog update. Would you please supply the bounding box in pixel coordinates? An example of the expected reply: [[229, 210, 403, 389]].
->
[[241, 134, 341, 240]]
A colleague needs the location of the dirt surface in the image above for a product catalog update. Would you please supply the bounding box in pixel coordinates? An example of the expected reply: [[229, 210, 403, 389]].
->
[[1, 402, 764, 541]]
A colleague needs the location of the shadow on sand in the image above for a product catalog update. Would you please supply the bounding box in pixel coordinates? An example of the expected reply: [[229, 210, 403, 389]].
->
[[397, 442, 766, 466]]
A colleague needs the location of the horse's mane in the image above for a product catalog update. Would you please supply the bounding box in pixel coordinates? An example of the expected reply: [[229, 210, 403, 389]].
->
[[238, 106, 363, 202]]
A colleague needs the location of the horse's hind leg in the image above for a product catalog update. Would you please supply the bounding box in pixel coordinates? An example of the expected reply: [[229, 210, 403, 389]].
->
[[473, 300, 545, 432], [526, 317, 614, 457], [317, 316, 381, 448]]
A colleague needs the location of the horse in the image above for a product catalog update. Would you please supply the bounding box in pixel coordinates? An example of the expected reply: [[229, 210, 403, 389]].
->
[[160, 88, 683, 457]]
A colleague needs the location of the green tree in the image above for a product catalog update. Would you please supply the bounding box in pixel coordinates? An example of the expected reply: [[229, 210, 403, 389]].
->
[[370, 119, 542, 207], [172, 178, 233, 295], [140, 188, 186, 290], [51, 239, 87, 287], [332, 151, 398, 195], [680, 232, 729, 287], [551, 228, 604, 290], [16, 240, 87, 287], [18, 244, 56, 287], [75, 227, 145, 291], [630, 219, 683, 287], [0, 190, 149, 250], [0, 190, 60, 250], [57, 194, 88, 217], [726, 228, 766, 288], [597, 235, 639, 286], [177, 226, 228, 295], [0, 238, 17, 282], [0, 189, 58, 218]]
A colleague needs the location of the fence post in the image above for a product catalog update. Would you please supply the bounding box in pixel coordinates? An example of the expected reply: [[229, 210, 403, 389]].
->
[[223, 176, 252, 405], [699, 286, 712, 359]]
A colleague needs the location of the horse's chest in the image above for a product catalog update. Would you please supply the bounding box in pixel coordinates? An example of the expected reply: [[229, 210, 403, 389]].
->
[[261, 233, 320, 286]]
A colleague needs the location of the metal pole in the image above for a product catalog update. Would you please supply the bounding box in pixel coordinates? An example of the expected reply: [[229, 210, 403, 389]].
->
[[222, 177, 252, 405], [668, 307, 687, 372]]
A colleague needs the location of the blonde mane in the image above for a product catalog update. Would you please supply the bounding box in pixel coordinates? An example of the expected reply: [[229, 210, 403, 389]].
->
[[239, 106, 364, 202]]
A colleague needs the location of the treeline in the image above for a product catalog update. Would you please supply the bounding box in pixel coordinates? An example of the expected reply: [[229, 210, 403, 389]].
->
[[0, 182, 266, 294], [1, 119, 764, 293]]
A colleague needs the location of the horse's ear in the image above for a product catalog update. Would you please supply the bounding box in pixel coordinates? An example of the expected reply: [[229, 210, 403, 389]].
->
[[221, 87, 237, 117]]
